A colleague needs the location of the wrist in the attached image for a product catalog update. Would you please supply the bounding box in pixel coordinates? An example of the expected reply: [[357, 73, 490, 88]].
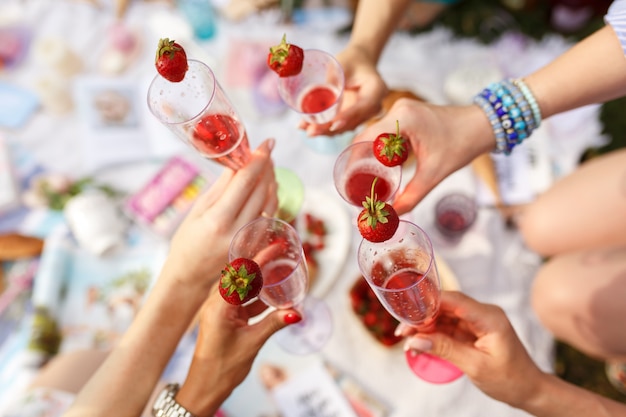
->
[[458, 104, 498, 156], [176, 373, 231, 417]]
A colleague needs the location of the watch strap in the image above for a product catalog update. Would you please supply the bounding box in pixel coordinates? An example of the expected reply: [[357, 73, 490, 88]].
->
[[152, 383, 196, 417]]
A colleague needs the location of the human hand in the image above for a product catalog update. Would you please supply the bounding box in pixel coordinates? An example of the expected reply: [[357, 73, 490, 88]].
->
[[299, 45, 388, 137], [398, 291, 545, 409], [176, 286, 302, 416], [353, 98, 494, 214], [163, 139, 278, 288]]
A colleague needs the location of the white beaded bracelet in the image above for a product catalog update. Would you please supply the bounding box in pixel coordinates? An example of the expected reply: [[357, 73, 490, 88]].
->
[[512, 78, 542, 129]]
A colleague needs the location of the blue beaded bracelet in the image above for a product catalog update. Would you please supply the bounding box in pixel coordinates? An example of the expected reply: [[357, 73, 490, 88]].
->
[[474, 78, 541, 155], [512, 78, 542, 129]]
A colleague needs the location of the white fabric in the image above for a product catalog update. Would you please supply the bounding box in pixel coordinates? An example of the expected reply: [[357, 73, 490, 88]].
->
[[0, 1, 607, 416]]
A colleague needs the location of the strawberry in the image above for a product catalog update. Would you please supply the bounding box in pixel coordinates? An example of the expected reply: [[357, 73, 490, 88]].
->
[[373, 120, 409, 167], [219, 258, 263, 305], [155, 38, 188, 82], [267, 34, 304, 78], [357, 178, 400, 243]]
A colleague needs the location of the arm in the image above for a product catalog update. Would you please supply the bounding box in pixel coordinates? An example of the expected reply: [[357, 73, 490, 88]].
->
[[526, 24, 626, 119], [301, 0, 410, 136], [175, 287, 301, 416], [346, 0, 412, 65], [355, 14, 626, 214], [63, 139, 278, 416], [401, 291, 626, 417]]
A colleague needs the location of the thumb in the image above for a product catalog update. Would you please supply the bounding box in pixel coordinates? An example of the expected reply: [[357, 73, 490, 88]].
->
[[251, 308, 302, 345], [404, 333, 477, 374]]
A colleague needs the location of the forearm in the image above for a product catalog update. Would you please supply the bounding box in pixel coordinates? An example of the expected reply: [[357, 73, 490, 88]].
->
[[64, 264, 213, 416], [522, 373, 626, 417], [347, 0, 412, 63], [525, 25, 626, 120]]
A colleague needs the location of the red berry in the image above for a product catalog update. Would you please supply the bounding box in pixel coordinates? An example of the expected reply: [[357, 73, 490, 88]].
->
[[219, 258, 263, 305], [357, 178, 400, 243], [267, 34, 304, 78], [373, 120, 409, 167], [155, 38, 188, 82]]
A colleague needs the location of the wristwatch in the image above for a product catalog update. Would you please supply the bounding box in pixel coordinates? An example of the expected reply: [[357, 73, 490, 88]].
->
[[152, 383, 196, 417]]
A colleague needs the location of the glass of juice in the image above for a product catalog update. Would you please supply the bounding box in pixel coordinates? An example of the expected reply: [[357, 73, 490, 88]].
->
[[147, 59, 251, 171], [357, 220, 464, 384], [229, 216, 332, 355], [333, 141, 402, 207], [434, 192, 478, 241], [277, 49, 344, 125]]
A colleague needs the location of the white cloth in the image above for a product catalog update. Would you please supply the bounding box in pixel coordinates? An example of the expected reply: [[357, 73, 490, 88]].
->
[[0, 1, 605, 416]]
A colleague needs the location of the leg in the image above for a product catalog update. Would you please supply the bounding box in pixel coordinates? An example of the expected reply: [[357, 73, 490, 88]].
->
[[518, 148, 626, 257], [531, 244, 626, 362]]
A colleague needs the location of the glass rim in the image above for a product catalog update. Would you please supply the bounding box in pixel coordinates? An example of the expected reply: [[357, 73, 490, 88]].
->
[[146, 59, 217, 127], [277, 48, 345, 118], [333, 140, 403, 206], [229, 216, 306, 290], [357, 220, 436, 293]]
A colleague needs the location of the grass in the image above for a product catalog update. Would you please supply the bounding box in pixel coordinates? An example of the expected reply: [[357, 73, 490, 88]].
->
[[555, 342, 626, 403]]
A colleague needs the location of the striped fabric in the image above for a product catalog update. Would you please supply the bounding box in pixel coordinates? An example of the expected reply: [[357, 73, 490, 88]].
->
[[606, 0, 626, 56]]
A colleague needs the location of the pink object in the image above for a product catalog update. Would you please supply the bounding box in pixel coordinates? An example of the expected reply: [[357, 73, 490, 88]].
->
[[405, 351, 464, 384]]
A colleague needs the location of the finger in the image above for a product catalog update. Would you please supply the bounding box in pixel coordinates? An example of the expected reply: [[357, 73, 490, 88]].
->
[[392, 175, 431, 215], [211, 139, 275, 222], [242, 298, 270, 318], [438, 291, 505, 338], [236, 154, 277, 222], [250, 308, 302, 346], [187, 168, 234, 216], [403, 332, 481, 376]]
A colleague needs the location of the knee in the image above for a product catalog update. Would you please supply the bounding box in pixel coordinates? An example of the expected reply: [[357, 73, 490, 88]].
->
[[518, 203, 555, 257], [530, 263, 573, 328]]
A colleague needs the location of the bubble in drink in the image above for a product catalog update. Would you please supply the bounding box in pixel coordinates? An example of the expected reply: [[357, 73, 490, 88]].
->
[[261, 259, 307, 309], [380, 268, 439, 328], [192, 113, 250, 169]]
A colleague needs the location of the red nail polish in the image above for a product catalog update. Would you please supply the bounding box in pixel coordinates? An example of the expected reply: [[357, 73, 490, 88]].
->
[[283, 313, 302, 324]]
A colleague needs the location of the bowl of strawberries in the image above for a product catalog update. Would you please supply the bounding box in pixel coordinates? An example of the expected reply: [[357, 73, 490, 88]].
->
[[349, 276, 403, 347]]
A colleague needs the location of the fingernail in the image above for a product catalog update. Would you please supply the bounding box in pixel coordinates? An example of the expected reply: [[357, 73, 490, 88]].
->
[[329, 120, 344, 132], [283, 312, 302, 324], [266, 138, 275, 151], [394, 323, 406, 337], [403, 337, 432, 353]]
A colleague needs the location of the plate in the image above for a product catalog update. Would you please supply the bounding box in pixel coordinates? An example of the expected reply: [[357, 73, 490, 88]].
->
[[296, 187, 351, 299]]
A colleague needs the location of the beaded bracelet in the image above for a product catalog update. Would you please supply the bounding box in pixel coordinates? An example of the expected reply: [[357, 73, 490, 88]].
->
[[473, 78, 541, 155], [512, 78, 542, 129]]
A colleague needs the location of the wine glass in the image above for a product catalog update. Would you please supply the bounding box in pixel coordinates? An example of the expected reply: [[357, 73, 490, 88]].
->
[[147, 59, 251, 170], [356, 220, 464, 384], [229, 216, 332, 355], [277, 49, 344, 125], [434, 192, 478, 241], [333, 141, 402, 208]]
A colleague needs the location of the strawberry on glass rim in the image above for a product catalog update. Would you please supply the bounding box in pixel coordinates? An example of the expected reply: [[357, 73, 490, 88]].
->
[[155, 38, 188, 82], [267, 34, 304, 78], [357, 177, 400, 243], [219, 258, 263, 305], [373, 120, 410, 167]]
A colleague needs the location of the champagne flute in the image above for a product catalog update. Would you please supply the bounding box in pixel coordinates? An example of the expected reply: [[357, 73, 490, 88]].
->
[[147, 59, 251, 170], [357, 220, 464, 383], [229, 216, 332, 355], [277, 49, 344, 125], [333, 141, 402, 208]]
